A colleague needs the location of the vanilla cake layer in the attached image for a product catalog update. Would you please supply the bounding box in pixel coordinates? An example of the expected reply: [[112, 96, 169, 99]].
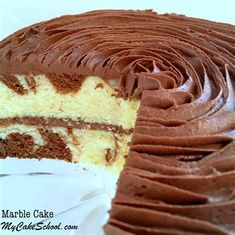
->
[[0, 76, 139, 130], [0, 124, 130, 173]]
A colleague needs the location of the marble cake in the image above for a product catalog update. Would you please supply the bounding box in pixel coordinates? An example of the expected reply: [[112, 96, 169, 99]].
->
[[0, 10, 235, 234]]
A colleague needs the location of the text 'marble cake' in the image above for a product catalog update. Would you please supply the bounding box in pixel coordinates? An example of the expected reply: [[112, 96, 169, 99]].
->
[[0, 10, 235, 234]]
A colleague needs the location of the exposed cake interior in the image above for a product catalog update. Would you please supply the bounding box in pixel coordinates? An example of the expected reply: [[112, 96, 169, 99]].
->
[[0, 75, 138, 129], [0, 75, 139, 173]]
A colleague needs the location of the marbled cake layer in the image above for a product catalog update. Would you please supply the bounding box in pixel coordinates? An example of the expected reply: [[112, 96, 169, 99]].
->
[[0, 76, 139, 129], [0, 124, 130, 173], [0, 75, 137, 172]]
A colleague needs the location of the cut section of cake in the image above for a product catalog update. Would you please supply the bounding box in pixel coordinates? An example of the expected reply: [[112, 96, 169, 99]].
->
[[0, 74, 139, 173], [0, 10, 235, 234]]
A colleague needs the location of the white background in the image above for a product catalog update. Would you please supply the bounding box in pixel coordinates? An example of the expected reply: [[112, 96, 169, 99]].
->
[[0, 0, 235, 40]]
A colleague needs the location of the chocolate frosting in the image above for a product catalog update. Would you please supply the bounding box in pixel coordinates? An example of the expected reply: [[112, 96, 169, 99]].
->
[[0, 9, 235, 234], [1, 10, 234, 96]]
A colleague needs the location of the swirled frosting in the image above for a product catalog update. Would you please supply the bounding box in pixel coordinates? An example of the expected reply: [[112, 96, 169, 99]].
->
[[0, 9, 235, 234]]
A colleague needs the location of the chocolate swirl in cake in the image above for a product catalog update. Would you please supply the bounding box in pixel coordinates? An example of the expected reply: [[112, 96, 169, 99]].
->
[[0, 10, 235, 234]]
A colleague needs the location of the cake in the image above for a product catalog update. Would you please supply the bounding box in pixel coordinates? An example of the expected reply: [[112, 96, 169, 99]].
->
[[0, 10, 234, 234]]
